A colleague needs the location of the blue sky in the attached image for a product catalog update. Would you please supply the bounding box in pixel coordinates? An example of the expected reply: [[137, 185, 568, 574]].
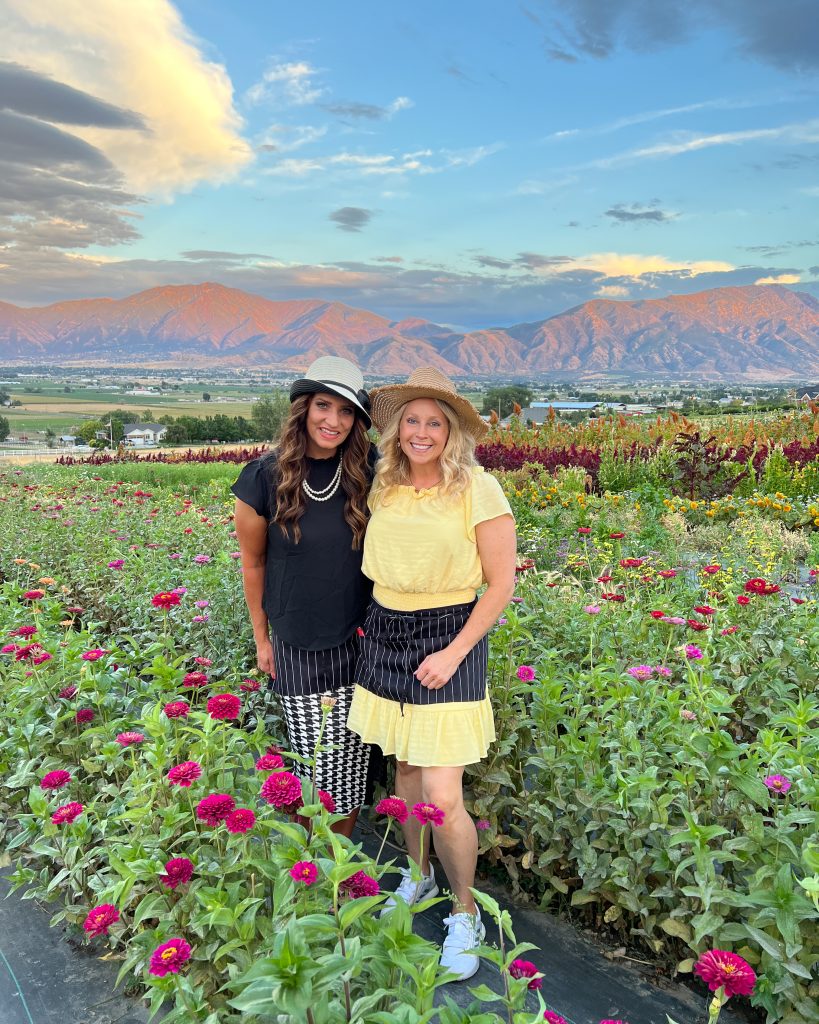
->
[[1, 0, 818, 327]]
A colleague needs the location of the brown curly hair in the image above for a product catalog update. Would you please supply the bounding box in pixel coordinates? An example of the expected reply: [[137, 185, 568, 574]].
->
[[269, 394, 370, 548]]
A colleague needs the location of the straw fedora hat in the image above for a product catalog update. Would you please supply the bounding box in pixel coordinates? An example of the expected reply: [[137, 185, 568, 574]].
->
[[369, 366, 488, 440]]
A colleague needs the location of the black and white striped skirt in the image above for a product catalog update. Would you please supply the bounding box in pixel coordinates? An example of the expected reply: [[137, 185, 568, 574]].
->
[[273, 634, 370, 815]]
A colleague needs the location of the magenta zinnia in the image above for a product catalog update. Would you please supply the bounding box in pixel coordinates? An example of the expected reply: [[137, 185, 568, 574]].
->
[[411, 802, 445, 827], [255, 752, 284, 772], [51, 801, 84, 824], [694, 950, 756, 998], [159, 857, 194, 889], [543, 1013, 567, 1024], [196, 793, 235, 825], [509, 958, 542, 990], [225, 808, 256, 834], [116, 731, 144, 746], [163, 700, 190, 718], [375, 797, 409, 824], [83, 903, 119, 936], [318, 790, 336, 813], [81, 649, 107, 661], [763, 774, 792, 795], [149, 937, 192, 977], [166, 761, 202, 787], [75, 709, 94, 724], [260, 770, 303, 810], [516, 665, 535, 682], [290, 861, 318, 885], [206, 693, 241, 720], [182, 671, 209, 688], [41, 769, 71, 789]]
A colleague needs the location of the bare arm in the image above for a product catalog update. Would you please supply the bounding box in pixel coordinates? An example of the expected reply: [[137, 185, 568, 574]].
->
[[233, 498, 275, 677], [414, 513, 516, 689]]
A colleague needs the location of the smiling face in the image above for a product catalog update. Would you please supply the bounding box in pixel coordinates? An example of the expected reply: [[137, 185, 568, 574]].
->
[[304, 392, 356, 458], [398, 398, 450, 471]]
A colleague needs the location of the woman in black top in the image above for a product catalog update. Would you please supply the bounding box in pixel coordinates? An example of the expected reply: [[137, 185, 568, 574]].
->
[[232, 356, 374, 836]]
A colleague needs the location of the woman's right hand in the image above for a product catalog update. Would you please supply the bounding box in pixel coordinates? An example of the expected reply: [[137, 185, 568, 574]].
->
[[255, 637, 276, 678]]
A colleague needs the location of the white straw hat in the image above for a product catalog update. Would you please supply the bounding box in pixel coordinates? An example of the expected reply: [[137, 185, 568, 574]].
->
[[289, 356, 371, 427], [369, 366, 488, 440]]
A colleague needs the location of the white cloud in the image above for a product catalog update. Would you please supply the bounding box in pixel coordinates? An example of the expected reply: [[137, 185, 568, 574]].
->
[[550, 252, 734, 279], [246, 60, 325, 107], [755, 273, 801, 285], [258, 124, 327, 153], [262, 143, 504, 179], [387, 96, 413, 116], [596, 284, 631, 298], [2, 0, 253, 194]]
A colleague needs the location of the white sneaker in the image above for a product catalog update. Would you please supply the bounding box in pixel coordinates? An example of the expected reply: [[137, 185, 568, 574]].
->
[[440, 909, 485, 981], [381, 864, 439, 913]]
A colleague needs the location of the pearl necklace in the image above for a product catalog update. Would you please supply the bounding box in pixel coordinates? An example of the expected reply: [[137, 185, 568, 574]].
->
[[302, 459, 342, 502]]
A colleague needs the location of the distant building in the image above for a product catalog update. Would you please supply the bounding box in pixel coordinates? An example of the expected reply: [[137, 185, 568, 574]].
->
[[122, 423, 167, 445], [58, 435, 78, 446]]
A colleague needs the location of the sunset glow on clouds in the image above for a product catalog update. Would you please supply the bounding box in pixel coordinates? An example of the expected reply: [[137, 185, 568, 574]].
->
[[0, 0, 817, 324]]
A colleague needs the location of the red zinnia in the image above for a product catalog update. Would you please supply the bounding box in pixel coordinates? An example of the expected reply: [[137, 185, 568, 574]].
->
[[411, 802, 445, 827], [260, 771, 303, 811], [744, 578, 780, 596], [83, 904, 119, 936], [58, 686, 78, 699], [736, 594, 750, 605], [206, 693, 241, 720], [182, 671, 209, 688], [239, 678, 261, 692], [340, 870, 380, 898], [650, 610, 666, 619], [149, 938, 192, 977], [75, 709, 94, 724], [702, 564, 721, 575], [694, 950, 756, 998], [609, 532, 625, 539], [196, 793, 235, 825], [376, 797, 409, 823], [693, 606, 715, 616], [152, 591, 181, 609], [601, 593, 625, 602], [290, 861, 318, 885], [163, 700, 190, 718], [41, 769, 71, 789], [619, 558, 644, 568], [159, 857, 194, 889], [225, 808, 256, 834], [255, 753, 284, 772], [23, 589, 46, 600], [657, 569, 677, 578], [577, 527, 591, 535], [166, 761, 202, 787], [10, 625, 37, 637], [686, 619, 709, 631], [509, 958, 542, 990], [51, 801, 84, 824]]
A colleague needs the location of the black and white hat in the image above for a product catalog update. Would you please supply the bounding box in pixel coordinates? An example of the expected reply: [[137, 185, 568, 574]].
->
[[289, 356, 371, 427]]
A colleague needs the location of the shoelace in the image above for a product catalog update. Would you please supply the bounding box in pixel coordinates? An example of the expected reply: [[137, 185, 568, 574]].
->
[[442, 914, 480, 948]]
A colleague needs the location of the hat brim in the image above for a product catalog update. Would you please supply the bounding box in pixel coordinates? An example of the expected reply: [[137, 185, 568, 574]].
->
[[369, 384, 488, 440], [290, 379, 371, 427]]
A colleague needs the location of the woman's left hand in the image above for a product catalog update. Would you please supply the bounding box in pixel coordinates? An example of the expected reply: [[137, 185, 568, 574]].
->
[[415, 647, 464, 689]]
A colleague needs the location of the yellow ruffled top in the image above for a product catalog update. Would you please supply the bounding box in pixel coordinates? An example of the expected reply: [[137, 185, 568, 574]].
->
[[362, 468, 513, 612]]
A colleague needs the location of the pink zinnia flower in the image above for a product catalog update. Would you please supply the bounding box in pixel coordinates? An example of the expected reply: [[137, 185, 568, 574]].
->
[[516, 665, 535, 681], [23, 589, 45, 600], [290, 861, 318, 885], [149, 938, 192, 977], [163, 700, 190, 718], [376, 797, 409, 823], [240, 678, 261, 692], [116, 732, 144, 746], [194, 656, 212, 666], [658, 569, 677, 578], [584, 605, 601, 614], [476, 818, 490, 830], [411, 802, 445, 827], [318, 790, 336, 813], [196, 793, 236, 825], [340, 870, 380, 898], [83, 903, 119, 936], [694, 950, 756, 998], [75, 709, 94, 724], [255, 752, 284, 772], [151, 591, 181, 609], [206, 693, 241, 720], [509, 958, 542, 990], [182, 671, 208, 688], [663, 616, 686, 625], [680, 709, 697, 722], [81, 649, 107, 661], [58, 685, 78, 699], [626, 665, 653, 680], [654, 666, 672, 677], [225, 808, 256, 833], [107, 560, 125, 570], [260, 771, 303, 811], [684, 645, 703, 660], [41, 769, 71, 789], [32, 652, 52, 665], [159, 857, 194, 889], [10, 625, 37, 637], [51, 801, 84, 824], [763, 774, 792, 795], [544, 1013, 568, 1024], [193, 554, 211, 564], [166, 761, 202, 787]]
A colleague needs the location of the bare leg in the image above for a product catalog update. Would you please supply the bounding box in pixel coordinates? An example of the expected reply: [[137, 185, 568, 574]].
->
[[395, 760, 430, 873], [421, 765, 477, 915]]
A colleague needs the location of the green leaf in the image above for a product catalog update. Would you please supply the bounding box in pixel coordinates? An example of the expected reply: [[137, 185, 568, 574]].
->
[[132, 893, 167, 928]]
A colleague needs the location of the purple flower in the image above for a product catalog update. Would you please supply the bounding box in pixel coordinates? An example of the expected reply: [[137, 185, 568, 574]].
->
[[516, 665, 535, 682], [584, 604, 601, 614], [763, 774, 792, 795], [626, 665, 654, 680], [663, 616, 687, 625], [684, 645, 703, 660], [194, 600, 209, 608], [193, 554, 211, 564]]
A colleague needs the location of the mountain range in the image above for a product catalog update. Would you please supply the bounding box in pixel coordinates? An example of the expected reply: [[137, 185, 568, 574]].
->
[[1, 282, 818, 379]]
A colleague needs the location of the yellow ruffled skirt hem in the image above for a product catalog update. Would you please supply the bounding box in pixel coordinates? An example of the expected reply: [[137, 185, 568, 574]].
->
[[347, 686, 495, 767]]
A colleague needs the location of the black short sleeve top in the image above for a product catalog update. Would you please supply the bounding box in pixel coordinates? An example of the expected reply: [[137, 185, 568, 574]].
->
[[231, 450, 374, 650]]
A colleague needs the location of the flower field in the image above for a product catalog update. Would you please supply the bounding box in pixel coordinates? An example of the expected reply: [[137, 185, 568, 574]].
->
[[1, 412, 818, 1024]]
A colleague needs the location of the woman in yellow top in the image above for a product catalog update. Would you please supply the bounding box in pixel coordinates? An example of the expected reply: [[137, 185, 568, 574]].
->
[[348, 367, 516, 981]]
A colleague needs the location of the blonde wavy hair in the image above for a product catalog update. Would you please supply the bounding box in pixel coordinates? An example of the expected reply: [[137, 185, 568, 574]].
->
[[372, 398, 477, 504]]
